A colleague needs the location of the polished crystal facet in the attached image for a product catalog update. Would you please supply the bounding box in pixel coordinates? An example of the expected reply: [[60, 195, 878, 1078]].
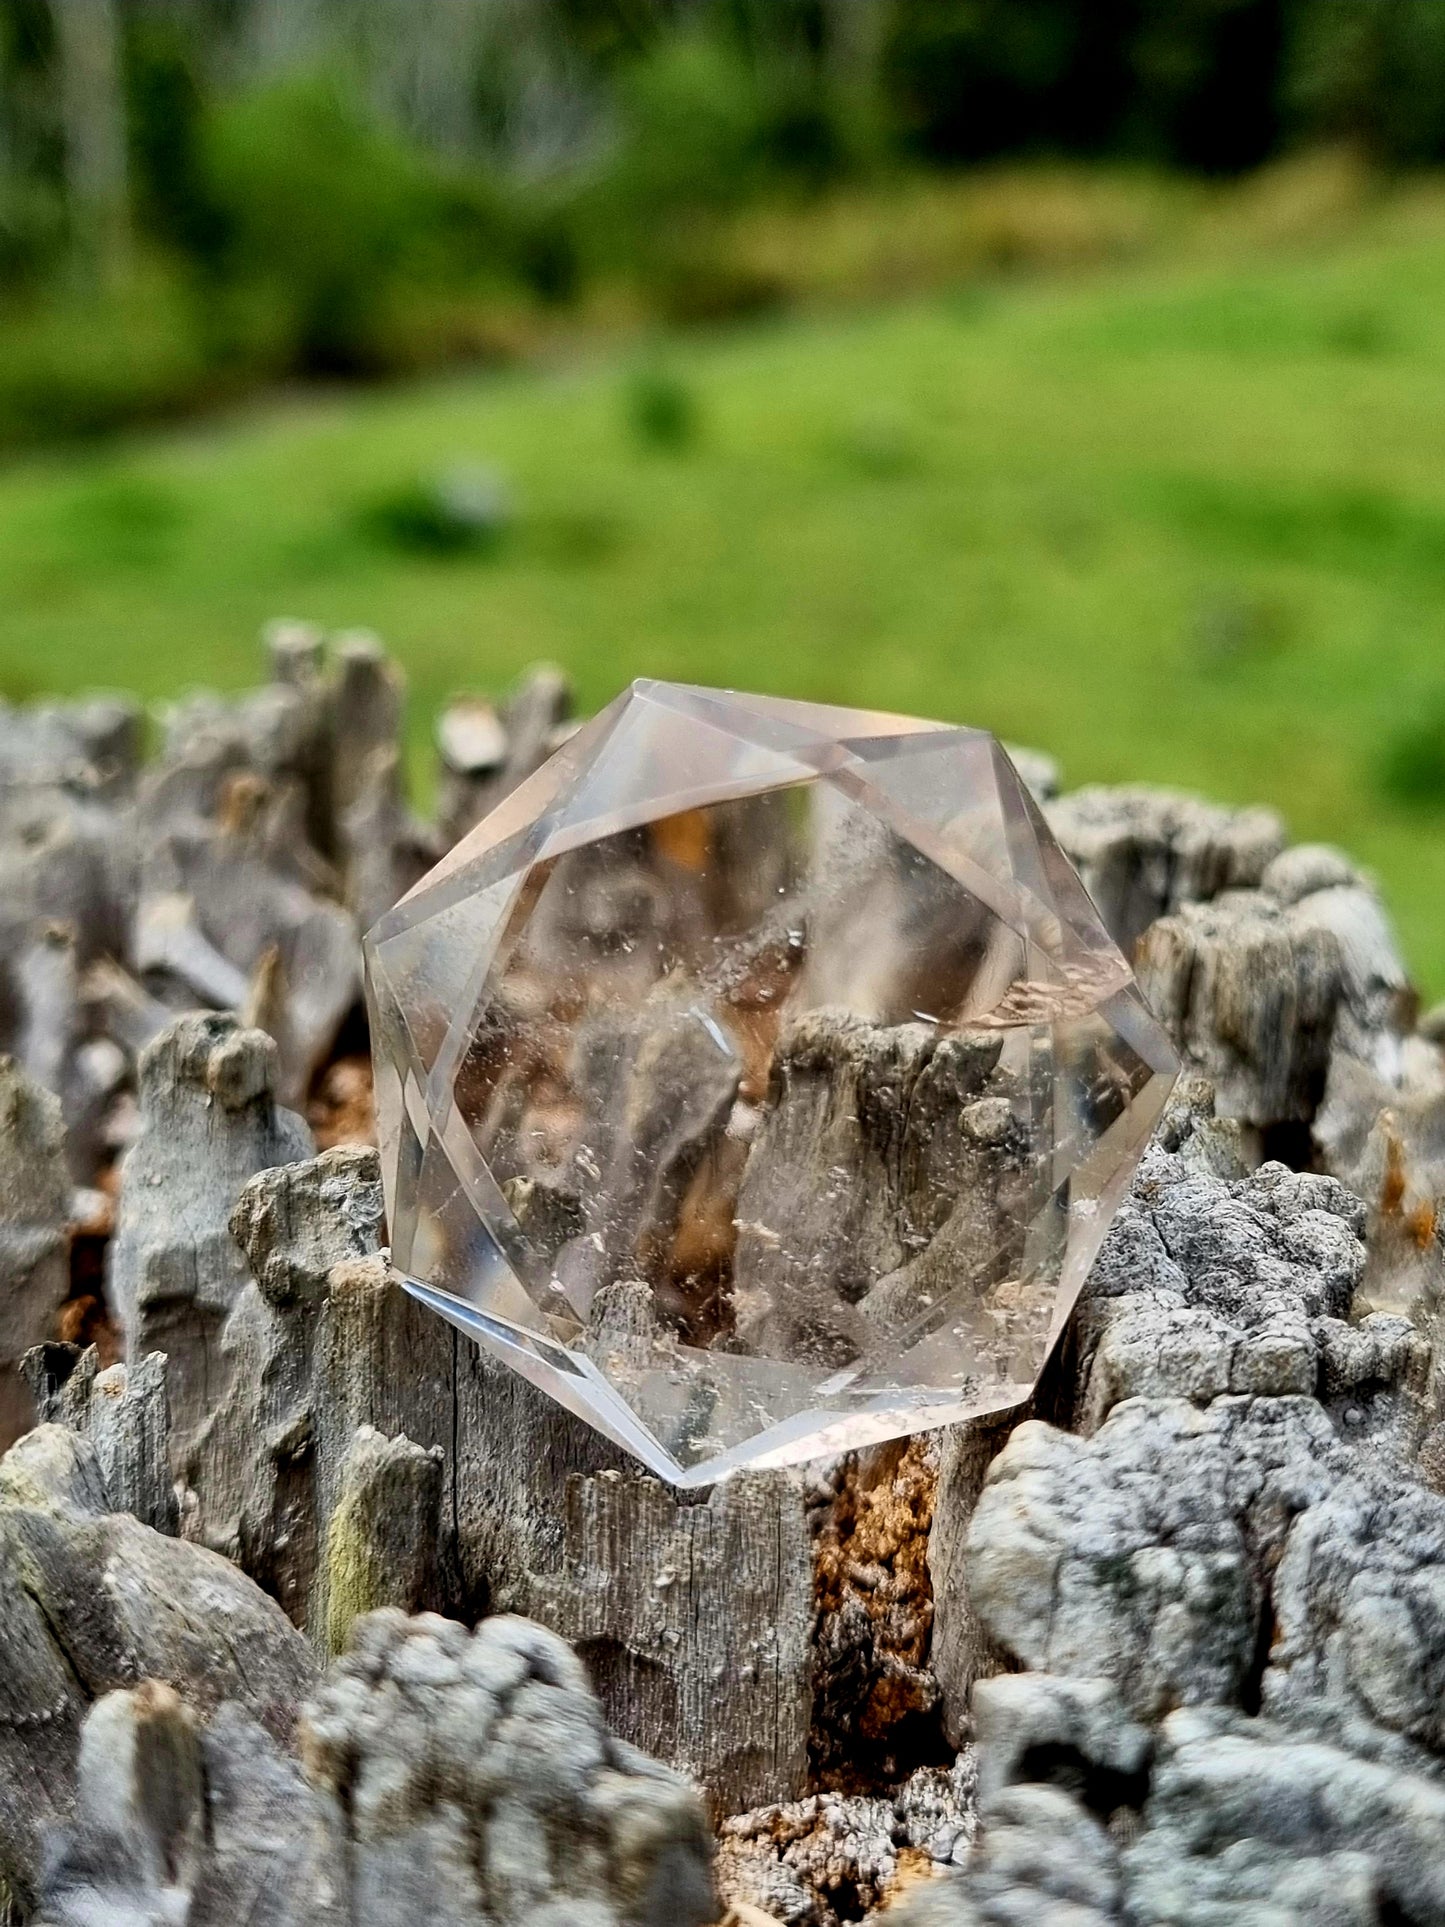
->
[[364, 682, 1178, 1487]]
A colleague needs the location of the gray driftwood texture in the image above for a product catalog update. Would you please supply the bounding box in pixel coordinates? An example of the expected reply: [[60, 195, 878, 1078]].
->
[[32, 1611, 715, 1927], [0, 1061, 71, 1450], [0, 1418, 315, 1922], [107, 1013, 311, 1451], [885, 1094, 1445, 1925], [181, 1137, 815, 1815], [1, 632, 1445, 1923], [1045, 784, 1284, 955]]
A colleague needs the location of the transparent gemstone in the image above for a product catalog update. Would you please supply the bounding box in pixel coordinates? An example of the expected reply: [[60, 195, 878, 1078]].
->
[[364, 682, 1178, 1487]]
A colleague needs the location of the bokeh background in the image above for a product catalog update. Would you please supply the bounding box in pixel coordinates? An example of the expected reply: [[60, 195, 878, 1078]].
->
[[4, 1, 1445, 983]]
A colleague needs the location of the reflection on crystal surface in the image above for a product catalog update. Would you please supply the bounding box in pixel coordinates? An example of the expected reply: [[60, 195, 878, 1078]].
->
[[365, 682, 1178, 1486]]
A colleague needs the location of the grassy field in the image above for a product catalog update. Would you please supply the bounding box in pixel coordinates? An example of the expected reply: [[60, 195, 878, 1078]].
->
[[3, 185, 1445, 988]]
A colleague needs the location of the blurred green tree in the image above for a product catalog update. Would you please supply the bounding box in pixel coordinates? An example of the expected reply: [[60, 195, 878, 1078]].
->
[[200, 72, 451, 373], [1286, 0, 1445, 163]]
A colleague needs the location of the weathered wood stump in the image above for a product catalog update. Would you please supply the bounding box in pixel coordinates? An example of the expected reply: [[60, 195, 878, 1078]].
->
[[0, 632, 1442, 1924]]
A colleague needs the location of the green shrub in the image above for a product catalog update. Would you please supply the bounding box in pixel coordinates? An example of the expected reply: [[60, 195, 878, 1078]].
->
[[608, 34, 776, 228], [0, 178, 68, 293], [200, 73, 481, 376], [1378, 698, 1445, 809], [361, 465, 513, 557], [1326, 307, 1395, 358], [126, 17, 220, 264], [587, 29, 863, 317], [1287, 0, 1445, 163], [0, 270, 210, 446], [624, 366, 699, 450]]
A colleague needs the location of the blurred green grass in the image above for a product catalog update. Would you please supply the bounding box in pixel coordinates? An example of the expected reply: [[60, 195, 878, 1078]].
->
[[3, 207, 1445, 988]]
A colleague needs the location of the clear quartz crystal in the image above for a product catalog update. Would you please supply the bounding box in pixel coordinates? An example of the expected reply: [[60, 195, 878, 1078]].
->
[[365, 682, 1178, 1487]]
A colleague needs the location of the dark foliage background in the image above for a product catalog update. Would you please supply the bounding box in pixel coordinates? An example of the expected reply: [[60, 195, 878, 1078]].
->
[[3, 0, 1445, 435]]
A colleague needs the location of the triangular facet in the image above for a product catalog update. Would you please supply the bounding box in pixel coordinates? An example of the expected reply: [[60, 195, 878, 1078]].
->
[[537, 683, 816, 860]]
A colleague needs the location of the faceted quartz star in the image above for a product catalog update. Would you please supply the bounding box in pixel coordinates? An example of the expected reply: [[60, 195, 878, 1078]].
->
[[364, 683, 1178, 1487]]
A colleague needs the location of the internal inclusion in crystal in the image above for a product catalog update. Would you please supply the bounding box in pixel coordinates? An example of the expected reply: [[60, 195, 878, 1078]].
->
[[364, 682, 1179, 1487]]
